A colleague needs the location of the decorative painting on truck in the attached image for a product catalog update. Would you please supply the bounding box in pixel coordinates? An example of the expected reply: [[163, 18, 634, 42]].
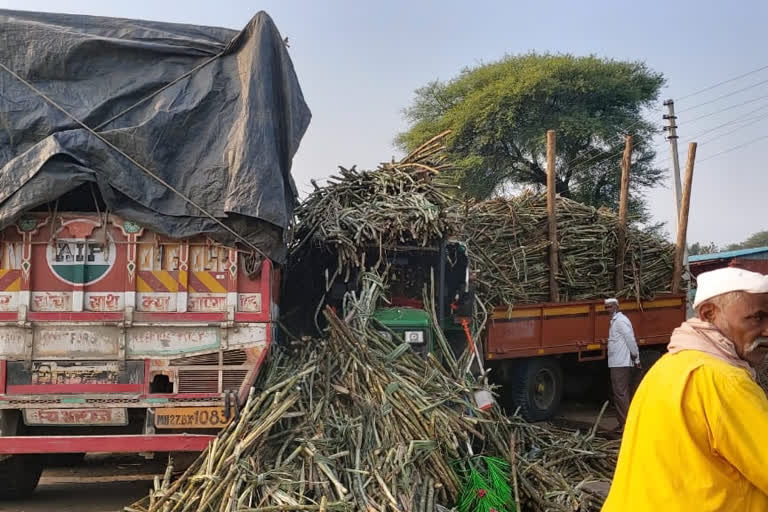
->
[[0, 213, 269, 317], [46, 220, 117, 286], [0, 210, 275, 405]]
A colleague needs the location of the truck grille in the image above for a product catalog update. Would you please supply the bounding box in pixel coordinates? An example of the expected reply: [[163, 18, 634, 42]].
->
[[223, 370, 249, 391], [223, 351, 248, 365], [177, 370, 250, 393], [169, 349, 247, 366], [178, 370, 218, 393], [171, 350, 251, 394]]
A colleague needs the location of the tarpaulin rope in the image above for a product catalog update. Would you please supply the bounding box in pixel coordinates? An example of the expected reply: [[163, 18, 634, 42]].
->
[[93, 51, 225, 131]]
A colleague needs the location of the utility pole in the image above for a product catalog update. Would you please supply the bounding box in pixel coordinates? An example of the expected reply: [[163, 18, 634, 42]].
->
[[615, 135, 633, 292], [673, 143, 697, 294], [663, 100, 683, 219], [664, 99, 689, 275], [546, 130, 559, 302]]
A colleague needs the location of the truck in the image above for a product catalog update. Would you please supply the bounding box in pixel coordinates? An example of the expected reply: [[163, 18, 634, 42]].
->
[[353, 243, 687, 421], [0, 9, 309, 497], [0, 213, 279, 496], [483, 295, 686, 420]]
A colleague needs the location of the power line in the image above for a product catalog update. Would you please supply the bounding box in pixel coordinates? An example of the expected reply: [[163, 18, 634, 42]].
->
[[564, 112, 677, 175], [683, 93, 768, 124], [655, 111, 768, 166], [696, 134, 768, 163], [677, 78, 768, 114], [562, 74, 768, 173], [565, 136, 646, 176], [654, 101, 768, 165], [677, 64, 768, 101], [688, 104, 768, 142], [655, 110, 768, 166], [568, 95, 768, 173], [558, 106, 660, 170], [698, 112, 768, 145], [570, 100, 768, 174], [658, 130, 768, 167], [549, 65, 768, 176]]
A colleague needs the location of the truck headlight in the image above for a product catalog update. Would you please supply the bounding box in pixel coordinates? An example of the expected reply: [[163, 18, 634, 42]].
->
[[404, 331, 425, 344]]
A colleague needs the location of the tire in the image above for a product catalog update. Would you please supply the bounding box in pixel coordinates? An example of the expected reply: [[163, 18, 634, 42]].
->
[[564, 373, 594, 399], [46, 453, 86, 467], [0, 455, 44, 499], [636, 349, 663, 386], [639, 349, 662, 372], [510, 357, 564, 421]]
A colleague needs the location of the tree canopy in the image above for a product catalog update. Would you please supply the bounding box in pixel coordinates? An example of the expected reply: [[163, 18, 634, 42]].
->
[[397, 53, 666, 219], [727, 230, 768, 251], [689, 241, 719, 256]]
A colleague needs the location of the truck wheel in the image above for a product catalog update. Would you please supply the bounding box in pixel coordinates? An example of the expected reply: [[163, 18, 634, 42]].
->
[[637, 350, 663, 383], [640, 349, 662, 371], [47, 453, 86, 467], [564, 373, 594, 398], [0, 455, 44, 499], [511, 358, 564, 421]]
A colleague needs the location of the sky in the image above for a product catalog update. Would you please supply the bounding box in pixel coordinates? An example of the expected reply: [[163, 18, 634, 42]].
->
[[1, 0, 766, 247]]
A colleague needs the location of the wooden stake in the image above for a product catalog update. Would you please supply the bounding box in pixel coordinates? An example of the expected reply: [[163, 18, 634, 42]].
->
[[672, 142, 696, 294], [546, 130, 559, 302], [615, 135, 633, 291]]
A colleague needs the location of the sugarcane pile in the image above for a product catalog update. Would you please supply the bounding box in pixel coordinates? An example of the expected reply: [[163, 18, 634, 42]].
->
[[508, 413, 617, 511], [459, 194, 679, 306], [290, 137, 679, 311], [127, 296, 618, 512], [292, 132, 457, 273]]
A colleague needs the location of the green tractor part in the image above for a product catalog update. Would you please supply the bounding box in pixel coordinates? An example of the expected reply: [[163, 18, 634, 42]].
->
[[373, 307, 433, 357]]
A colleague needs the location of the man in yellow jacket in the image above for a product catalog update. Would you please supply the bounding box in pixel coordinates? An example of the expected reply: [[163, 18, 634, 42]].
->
[[602, 267, 768, 511]]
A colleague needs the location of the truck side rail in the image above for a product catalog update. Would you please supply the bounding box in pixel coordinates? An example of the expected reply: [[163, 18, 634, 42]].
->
[[484, 295, 686, 360]]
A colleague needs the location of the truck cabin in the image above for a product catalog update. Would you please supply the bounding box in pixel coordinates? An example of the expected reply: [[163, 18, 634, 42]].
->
[[324, 241, 470, 356]]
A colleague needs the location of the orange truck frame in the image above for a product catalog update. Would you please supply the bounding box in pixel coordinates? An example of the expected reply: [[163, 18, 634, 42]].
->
[[483, 295, 687, 420]]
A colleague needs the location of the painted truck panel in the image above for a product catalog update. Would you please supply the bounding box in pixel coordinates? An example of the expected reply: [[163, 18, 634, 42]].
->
[[0, 213, 274, 413], [485, 295, 686, 360]]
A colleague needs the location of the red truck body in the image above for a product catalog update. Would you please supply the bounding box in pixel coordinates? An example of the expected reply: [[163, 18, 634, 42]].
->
[[0, 213, 277, 454], [485, 295, 687, 361], [482, 294, 687, 420]]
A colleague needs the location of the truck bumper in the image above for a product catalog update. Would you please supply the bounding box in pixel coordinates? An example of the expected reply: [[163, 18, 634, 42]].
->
[[0, 434, 214, 454]]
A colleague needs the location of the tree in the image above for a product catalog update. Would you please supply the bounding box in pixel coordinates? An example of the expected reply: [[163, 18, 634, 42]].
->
[[397, 53, 666, 219], [689, 242, 719, 256], [726, 230, 768, 251]]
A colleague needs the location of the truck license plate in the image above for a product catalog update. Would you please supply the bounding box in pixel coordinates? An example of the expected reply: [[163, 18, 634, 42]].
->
[[154, 407, 231, 429], [24, 408, 128, 426]]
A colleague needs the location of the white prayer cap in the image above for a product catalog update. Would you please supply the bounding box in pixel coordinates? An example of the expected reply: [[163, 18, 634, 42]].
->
[[604, 298, 619, 306], [693, 267, 768, 309]]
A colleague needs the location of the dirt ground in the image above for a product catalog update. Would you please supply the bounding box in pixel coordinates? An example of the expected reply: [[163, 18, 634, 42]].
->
[[0, 454, 193, 512], [0, 401, 617, 512], [555, 400, 621, 432], [0, 480, 152, 512]]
